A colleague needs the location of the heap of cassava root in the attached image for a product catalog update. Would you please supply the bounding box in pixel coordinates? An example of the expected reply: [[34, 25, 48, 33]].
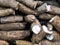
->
[[0, 0, 60, 45]]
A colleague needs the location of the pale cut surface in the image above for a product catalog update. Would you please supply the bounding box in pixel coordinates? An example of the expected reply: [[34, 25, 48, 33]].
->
[[42, 25, 53, 34], [32, 25, 41, 34]]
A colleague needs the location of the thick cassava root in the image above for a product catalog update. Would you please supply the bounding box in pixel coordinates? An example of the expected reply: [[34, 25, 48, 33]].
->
[[37, 3, 60, 14], [0, 16, 23, 23], [18, 3, 38, 15], [0, 23, 26, 30], [16, 40, 38, 45], [31, 19, 42, 34], [0, 0, 19, 10], [39, 13, 55, 20], [0, 8, 15, 17], [49, 15, 60, 32], [17, 0, 43, 9], [0, 31, 30, 40]]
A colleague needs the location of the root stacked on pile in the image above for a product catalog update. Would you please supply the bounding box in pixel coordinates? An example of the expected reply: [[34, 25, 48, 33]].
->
[[0, 0, 60, 45]]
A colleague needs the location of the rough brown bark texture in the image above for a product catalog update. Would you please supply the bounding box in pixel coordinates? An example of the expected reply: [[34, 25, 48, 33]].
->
[[0, 23, 26, 30], [0, 0, 59, 45], [16, 40, 38, 45], [0, 31, 30, 40], [0, 16, 23, 23]]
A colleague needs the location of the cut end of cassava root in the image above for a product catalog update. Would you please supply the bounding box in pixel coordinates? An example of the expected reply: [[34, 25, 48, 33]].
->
[[42, 25, 53, 34], [32, 25, 41, 34], [46, 34, 53, 40]]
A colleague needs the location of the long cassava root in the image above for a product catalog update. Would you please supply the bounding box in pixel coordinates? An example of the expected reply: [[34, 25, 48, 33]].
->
[[39, 40, 60, 45], [49, 15, 60, 32], [0, 8, 15, 17], [16, 40, 38, 45], [0, 0, 19, 10], [18, 3, 38, 15], [0, 16, 23, 23], [17, 0, 43, 9], [0, 23, 26, 30], [0, 30, 30, 40]]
